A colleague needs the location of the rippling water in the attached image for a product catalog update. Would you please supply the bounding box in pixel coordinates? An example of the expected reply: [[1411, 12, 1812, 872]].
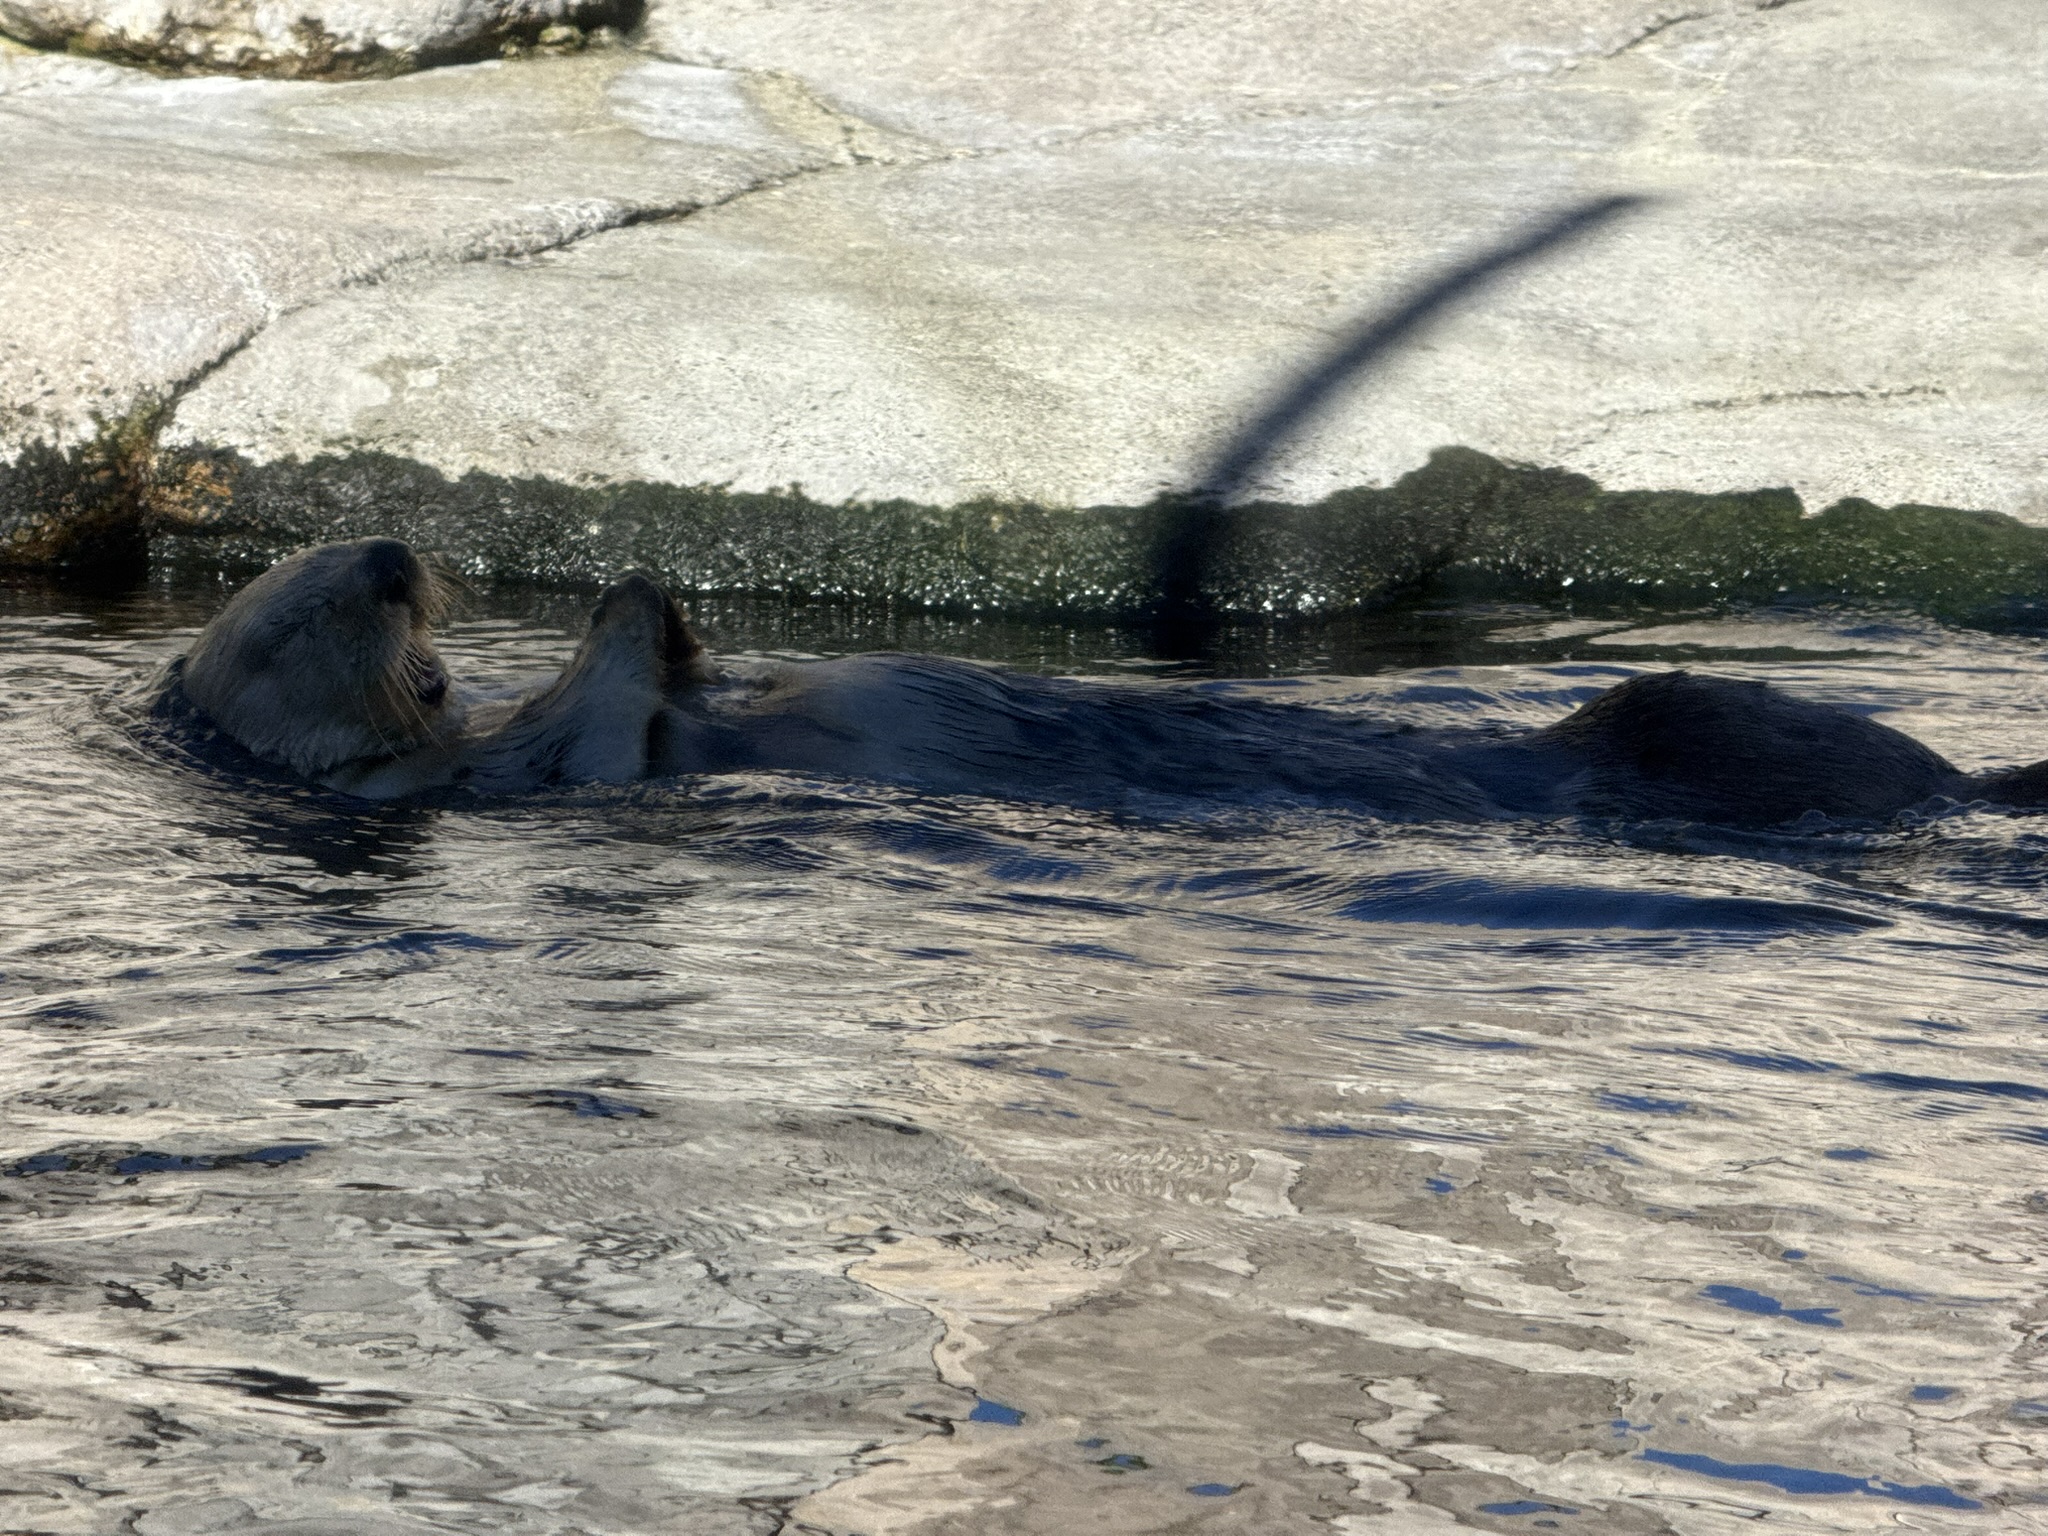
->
[[6, 576, 2048, 1534]]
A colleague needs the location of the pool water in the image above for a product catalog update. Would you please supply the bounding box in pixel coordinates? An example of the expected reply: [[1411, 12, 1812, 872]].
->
[[5, 575, 2048, 1534]]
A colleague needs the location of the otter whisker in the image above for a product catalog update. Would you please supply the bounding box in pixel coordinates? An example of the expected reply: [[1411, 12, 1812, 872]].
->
[[355, 675, 405, 762], [418, 554, 470, 625], [377, 662, 434, 752]]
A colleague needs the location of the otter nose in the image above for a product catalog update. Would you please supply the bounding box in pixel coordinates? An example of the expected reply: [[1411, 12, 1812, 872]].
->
[[590, 574, 666, 627], [359, 539, 419, 605]]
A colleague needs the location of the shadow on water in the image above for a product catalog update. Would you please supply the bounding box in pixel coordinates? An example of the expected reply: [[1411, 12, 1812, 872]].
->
[[1148, 193, 1655, 657], [189, 794, 442, 886]]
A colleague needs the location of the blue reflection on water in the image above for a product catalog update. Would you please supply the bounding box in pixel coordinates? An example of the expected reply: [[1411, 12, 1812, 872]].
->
[[1638, 1045, 1837, 1074], [1640, 1449, 1980, 1509], [1699, 1285, 1842, 1328]]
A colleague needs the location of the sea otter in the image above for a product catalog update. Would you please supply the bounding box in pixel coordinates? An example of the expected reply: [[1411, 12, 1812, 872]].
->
[[171, 538, 710, 797], [162, 537, 2048, 825]]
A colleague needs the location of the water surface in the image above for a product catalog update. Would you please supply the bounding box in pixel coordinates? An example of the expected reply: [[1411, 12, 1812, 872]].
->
[[5, 578, 2048, 1533]]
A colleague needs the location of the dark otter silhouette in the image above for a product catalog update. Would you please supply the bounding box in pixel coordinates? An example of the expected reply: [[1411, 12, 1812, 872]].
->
[[159, 538, 2048, 826], [1495, 671, 2023, 826], [651, 657, 2048, 827]]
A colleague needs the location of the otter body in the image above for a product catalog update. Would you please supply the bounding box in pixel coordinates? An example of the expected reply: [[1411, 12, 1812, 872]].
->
[[653, 662, 2032, 826], [650, 652, 1499, 818], [163, 539, 2048, 826], [1523, 671, 1968, 825]]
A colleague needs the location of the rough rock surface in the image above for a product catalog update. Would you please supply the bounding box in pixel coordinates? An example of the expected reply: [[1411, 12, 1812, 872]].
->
[[0, 45, 824, 455], [5, 0, 2047, 579], [165, 0, 2048, 522], [0, 42, 836, 560], [643, 0, 1765, 148], [0, 0, 631, 77]]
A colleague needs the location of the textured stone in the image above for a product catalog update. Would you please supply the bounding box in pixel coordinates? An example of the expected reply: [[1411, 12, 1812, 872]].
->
[[0, 0, 631, 78], [0, 43, 826, 560], [642, 0, 1763, 149], [0, 46, 819, 454], [169, 0, 2048, 520], [9, 0, 2048, 581]]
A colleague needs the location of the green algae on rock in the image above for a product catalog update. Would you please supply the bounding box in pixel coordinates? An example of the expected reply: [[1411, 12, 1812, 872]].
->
[[110, 445, 2048, 630]]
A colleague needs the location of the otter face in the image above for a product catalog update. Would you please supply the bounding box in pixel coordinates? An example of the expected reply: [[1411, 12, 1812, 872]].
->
[[180, 538, 456, 780]]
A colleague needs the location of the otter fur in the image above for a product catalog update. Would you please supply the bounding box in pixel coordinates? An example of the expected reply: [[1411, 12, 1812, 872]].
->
[[167, 538, 2048, 825], [171, 538, 709, 797]]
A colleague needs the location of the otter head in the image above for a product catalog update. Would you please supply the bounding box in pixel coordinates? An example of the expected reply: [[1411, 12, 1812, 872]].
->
[[180, 538, 456, 779]]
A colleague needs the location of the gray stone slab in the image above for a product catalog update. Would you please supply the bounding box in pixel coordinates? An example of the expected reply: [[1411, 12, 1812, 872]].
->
[[0, 42, 847, 561], [642, 0, 1767, 149], [168, 0, 2048, 521], [0, 45, 817, 460]]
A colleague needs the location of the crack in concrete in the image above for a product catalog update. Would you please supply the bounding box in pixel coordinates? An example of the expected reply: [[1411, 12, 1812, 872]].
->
[[1602, 10, 1711, 60], [1550, 383, 1950, 461], [1606, 383, 1951, 419], [153, 132, 899, 450], [143, 56, 988, 428], [738, 66, 959, 167]]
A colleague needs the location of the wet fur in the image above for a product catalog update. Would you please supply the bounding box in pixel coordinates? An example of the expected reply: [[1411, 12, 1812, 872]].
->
[[170, 541, 707, 797], [173, 539, 2048, 824], [180, 539, 458, 787], [654, 657, 2047, 825]]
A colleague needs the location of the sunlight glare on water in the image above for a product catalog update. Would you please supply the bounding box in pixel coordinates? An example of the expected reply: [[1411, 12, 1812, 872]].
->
[[4, 581, 2048, 1533]]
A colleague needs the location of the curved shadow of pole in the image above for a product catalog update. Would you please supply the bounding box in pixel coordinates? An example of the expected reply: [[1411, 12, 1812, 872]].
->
[[1150, 192, 1655, 657]]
